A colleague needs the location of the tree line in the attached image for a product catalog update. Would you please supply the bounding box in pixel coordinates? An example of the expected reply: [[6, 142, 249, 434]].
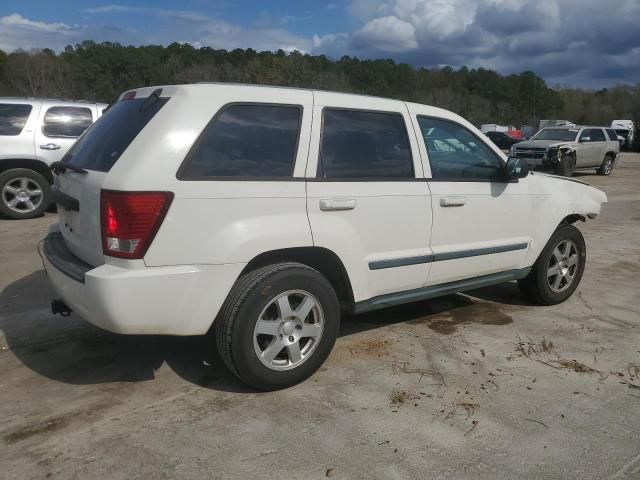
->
[[0, 41, 638, 128]]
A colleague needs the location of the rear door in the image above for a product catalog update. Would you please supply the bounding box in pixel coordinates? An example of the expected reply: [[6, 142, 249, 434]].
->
[[410, 113, 532, 286], [305, 93, 432, 302], [35, 105, 94, 166], [54, 93, 170, 266]]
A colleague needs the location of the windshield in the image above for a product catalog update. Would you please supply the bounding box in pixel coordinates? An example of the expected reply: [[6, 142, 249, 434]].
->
[[532, 128, 579, 141], [65, 97, 168, 172]]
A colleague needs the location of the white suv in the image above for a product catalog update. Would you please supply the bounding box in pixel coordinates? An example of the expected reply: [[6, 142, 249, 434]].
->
[[0, 98, 107, 219], [40, 84, 607, 390]]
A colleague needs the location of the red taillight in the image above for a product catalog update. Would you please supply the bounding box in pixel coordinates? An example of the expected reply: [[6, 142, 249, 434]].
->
[[100, 190, 173, 259]]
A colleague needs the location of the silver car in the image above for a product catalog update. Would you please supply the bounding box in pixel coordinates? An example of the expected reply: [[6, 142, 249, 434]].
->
[[0, 98, 107, 219], [510, 126, 619, 177]]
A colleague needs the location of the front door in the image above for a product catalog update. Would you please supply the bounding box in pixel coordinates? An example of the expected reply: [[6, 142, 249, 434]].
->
[[305, 93, 432, 302], [411, 114, 533, 286]]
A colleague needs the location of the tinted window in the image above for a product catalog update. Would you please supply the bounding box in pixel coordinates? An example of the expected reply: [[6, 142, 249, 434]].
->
[[0, 103, 32, 136], [66, 97, 168, 172], [533, 128, 579, 141], [590, 129, 606, 142], [418, 117, 503, 181], [319, 109, 413, 179], [606, 129, 619, 141], [42, 106, 93, 138], [182, 104, 301, 178], [580, 128, 605, 142]]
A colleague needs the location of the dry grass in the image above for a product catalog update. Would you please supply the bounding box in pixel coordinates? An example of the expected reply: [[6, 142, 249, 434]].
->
[[348, 338, 390, 357], [514, 336, 554, 358], [391, 360, 446, 386], [389, 388, 419, 405]]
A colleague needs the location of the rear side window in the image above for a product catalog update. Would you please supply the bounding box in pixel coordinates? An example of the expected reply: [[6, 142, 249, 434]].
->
[[0, 103, 32, 136], [606, 129, 618, 141], [180, 104, 301, 178], [42, 106, 93, 138], [319, 109, 413, 179], [590, 129, 606, 142], [66, 97, 168, 172]]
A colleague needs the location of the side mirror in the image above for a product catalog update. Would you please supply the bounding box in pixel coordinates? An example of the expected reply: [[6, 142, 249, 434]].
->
[[579, 137, 590, 142], [505, 156, 529, 179]]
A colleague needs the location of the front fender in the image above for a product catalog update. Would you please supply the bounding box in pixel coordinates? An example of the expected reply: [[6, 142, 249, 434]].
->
[[524, 174, 607, 265]]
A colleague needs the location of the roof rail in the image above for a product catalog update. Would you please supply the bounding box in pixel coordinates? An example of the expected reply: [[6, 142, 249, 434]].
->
[[0, 96, 98, 103]]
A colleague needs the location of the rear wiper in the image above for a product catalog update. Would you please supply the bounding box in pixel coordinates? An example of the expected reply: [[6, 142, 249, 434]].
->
[[50, 161, 88, 175], [139, 88, 163, 112]]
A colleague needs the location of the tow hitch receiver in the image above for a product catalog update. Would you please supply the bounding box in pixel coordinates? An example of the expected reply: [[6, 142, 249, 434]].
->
[[51, 299, 72, 317]]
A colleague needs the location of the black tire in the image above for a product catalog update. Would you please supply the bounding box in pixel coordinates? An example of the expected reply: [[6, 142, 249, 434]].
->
[[556, 155, 574, 177], [518, 224, 586, 305], [597, 154, 614, 176], [0, 168, 51, 220], [215, 262, 340, 390]]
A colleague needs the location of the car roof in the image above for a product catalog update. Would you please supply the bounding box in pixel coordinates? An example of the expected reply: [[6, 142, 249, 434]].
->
[[0, 97, 108, 108]]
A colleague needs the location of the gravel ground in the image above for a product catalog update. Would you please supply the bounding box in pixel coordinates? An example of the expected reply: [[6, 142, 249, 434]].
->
[[1, 153, 639, 480]]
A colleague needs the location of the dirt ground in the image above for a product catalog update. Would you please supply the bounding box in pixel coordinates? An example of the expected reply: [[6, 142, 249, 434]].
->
[[1, 154, 639, 480]]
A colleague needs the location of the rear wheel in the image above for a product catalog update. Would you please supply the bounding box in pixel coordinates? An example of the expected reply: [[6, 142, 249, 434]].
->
[[556, 155, 574, 177], [0, 168, 51, 220], [215, 262, 340, 390], [518, 224, 586, 305], [597, 154, 614, 176]]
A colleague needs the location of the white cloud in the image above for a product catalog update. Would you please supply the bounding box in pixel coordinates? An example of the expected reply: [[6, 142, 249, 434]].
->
[[354, 16, 417, 53], [0, 14, 82, 51]]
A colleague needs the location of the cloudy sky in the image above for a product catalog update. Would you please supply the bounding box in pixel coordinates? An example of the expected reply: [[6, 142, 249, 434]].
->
[[1, 0, 639, 88]]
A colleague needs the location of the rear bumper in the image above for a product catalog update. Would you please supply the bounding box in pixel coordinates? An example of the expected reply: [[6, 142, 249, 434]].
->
[[40, 232, 245, 335]]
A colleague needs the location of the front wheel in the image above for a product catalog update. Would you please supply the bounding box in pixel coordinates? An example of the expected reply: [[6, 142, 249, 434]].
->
[[215, 262, 340, 390], [556, 155, 574, 177], [518, 224, 586, 305]]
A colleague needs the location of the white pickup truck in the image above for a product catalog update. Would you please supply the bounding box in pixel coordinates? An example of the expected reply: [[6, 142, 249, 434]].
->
[[40, 84, 607, 390], [0, 98, 107, 219]]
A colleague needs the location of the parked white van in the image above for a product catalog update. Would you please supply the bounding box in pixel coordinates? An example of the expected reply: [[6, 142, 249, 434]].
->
[[0, 98, 108, 219], [40, 84, 606, 390]]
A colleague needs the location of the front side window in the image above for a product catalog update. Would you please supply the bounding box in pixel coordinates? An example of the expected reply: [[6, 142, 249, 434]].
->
[[181, 104, 301, 178], [319, 109, 413, 179], [42, 106, 93, 138], [418, 117, 503, 181], [606, 129, 618, 141], [0, 103, 32, 136]]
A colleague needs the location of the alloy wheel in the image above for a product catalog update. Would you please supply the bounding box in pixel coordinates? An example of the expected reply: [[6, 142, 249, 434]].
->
[[253, 289, 324, 371], [547, 239, 580, 293], [1, 177, 44, 214]]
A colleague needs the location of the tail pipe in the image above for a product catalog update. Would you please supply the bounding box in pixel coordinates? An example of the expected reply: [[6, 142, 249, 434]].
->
[[51, 299, 72, 317]]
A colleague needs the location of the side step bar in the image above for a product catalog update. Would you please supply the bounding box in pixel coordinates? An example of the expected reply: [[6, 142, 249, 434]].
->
[[352, 268, 531, 314]]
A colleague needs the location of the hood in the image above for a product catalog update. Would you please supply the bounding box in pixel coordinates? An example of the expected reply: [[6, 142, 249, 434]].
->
[[513, 139, 570, 149]]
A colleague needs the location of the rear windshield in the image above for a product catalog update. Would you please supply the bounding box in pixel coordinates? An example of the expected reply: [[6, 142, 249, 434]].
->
[[532, 128, 578, 141], [65, 97, 168, 172]]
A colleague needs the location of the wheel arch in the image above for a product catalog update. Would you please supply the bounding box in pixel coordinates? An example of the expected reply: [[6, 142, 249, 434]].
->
[[240, 246, 355, 310], [560, 214, 586, 225], [0, 158, 53, 183]]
